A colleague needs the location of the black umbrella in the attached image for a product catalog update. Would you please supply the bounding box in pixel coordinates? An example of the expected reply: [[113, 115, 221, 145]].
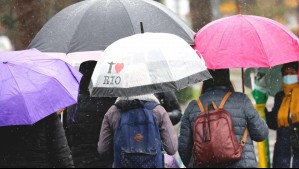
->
[[28, 0, 195, 64]]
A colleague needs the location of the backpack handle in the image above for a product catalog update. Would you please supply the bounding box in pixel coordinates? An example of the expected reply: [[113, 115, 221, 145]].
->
[[196, 100, 218, 112], [196, 92, 232, 112]]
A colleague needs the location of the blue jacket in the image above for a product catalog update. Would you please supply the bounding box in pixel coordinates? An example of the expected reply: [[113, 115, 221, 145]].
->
[[178, 87, 269, 168]]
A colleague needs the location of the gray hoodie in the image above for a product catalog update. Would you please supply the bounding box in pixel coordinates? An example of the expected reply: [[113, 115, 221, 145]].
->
[[97, 94, 178, 166]]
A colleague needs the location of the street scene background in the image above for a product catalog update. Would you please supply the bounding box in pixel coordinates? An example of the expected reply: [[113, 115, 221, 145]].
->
[[1, 0, 298, 167]]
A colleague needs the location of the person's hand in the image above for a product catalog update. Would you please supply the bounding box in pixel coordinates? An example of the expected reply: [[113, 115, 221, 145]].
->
[[56, 108, 65, 115], [168, 110, 182, 126], [252, 89, 268, 104]]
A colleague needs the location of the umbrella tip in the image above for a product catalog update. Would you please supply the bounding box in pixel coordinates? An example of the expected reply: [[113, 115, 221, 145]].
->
[[140, 22, 144, 34], [3, 62, 8, 64]]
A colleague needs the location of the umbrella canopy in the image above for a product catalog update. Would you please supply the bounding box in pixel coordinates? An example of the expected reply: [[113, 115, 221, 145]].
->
[[244, 66, 283, 96], [28, 0, 195, 65], [90, 33, 211, 97], [193, 15, 299, 69], [0, 49, 82, 126]]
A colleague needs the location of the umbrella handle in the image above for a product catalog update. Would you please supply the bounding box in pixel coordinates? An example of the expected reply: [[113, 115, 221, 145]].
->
[[140, 22, 144, 33], [242, 68, 245, 93]]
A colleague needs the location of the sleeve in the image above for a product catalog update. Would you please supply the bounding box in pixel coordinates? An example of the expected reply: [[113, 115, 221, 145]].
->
[[178, 102, 195, 167], [265, 92, 283, 130], [97, 113, 114, 160], [47, 114, 75, 168], [244, 96, 269, 142], [158, 108, 178, 155]]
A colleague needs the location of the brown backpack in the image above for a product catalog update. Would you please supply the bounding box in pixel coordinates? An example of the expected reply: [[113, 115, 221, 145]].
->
[[192, 92, 248, 167]]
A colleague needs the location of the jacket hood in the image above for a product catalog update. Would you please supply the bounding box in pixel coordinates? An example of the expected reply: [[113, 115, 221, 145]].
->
[[116, 94, 160, 104], [115, 94, 160, 112]]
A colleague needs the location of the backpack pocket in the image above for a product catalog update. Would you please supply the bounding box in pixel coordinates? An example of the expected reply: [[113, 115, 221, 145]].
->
[[121, 151, 157, 168]]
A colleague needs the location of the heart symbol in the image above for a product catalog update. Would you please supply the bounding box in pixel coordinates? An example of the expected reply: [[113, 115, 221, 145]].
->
[[115, 63, 124, 73]]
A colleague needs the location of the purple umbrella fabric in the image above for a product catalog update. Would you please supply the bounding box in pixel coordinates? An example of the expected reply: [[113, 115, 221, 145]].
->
[[0, 48, 82, 126]]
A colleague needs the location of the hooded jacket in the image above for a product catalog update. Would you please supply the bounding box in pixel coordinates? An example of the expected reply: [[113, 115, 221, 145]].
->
[[64, 61, 117, 168], [179, 87, 269, 168], [98, 94, 178, 167]]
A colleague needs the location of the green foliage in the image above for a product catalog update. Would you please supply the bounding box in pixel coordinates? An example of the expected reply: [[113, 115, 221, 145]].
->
[[176, 86, 200, 105], [1, 15, 15, 30]]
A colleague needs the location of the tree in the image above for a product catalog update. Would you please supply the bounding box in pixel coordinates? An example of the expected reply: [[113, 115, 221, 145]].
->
[[1, 0, 80, 50], [189, 0, 212, 31]]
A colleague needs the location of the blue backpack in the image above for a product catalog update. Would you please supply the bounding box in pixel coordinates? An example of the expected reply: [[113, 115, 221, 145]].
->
[[113, 100, 163, 168]]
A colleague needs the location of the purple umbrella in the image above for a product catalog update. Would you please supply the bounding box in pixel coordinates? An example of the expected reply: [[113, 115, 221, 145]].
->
[[0, 49, 82, 127]]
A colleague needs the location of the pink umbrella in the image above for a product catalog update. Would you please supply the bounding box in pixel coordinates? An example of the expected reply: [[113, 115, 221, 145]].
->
[[194, 15, 299, 69]]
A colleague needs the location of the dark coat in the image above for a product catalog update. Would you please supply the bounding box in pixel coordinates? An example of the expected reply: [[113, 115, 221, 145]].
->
[[266, 91, 284, 130], [0, 113, 74, 168], [178, 87, 269, 168], [155, 91, 182, 125], [65, 91, 116, 168]]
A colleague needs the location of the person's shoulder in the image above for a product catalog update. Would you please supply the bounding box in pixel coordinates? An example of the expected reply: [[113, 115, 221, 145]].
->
[[229, 91, 249, 100], [106, 105, 120, 115], [184, 100, 199, 113], [188, 100, 198, 106], [152, 104, 167, 114]]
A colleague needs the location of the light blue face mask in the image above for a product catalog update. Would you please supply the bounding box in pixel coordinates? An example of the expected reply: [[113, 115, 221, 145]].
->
[[283, 75, 298, 85]]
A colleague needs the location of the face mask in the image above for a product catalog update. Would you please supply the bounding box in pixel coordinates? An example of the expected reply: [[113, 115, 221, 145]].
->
[[283, 75, 298, 85]]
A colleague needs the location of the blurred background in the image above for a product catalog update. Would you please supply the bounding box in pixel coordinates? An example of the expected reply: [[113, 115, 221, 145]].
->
[[1, 0, 298, 167], [1, 0, 299, 54]]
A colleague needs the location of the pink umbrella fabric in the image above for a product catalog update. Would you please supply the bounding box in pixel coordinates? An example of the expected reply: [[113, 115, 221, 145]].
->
[[194, 15, 299, 69]]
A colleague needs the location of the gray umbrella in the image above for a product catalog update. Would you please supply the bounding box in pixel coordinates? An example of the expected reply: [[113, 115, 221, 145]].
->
[[28, 0, 195, 55]]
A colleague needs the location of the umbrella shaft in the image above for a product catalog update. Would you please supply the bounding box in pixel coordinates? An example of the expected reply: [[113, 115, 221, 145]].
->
[[242, 68, 245, 93]]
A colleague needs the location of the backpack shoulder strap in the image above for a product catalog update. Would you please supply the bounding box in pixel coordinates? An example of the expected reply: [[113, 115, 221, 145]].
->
[[144, 101, 159, 110], [196, 99, 205, 113], [197, 99, 218, 112], [219, 92, 232, 109]]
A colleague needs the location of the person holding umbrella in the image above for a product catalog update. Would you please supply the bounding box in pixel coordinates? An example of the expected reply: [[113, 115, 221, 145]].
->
[[64, 61, 117, 168], [252, 62, 299, 168], [0, 49, 83, 168], [179, 69, 269, 168], [97, 94, 178, 168]]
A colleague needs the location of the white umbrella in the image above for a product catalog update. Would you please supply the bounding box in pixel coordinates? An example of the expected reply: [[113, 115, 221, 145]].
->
[[90, 33, 211, 97]]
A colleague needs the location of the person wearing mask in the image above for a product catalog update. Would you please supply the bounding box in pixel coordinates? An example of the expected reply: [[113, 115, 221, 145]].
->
[[64, 61, 117, 168], [0, 113, 74, 168], [252, 62, 299, 168], [179, 69, 269, 168]]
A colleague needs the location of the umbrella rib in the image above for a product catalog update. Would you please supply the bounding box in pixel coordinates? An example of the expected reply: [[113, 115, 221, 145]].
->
[[66, 1, 95, 54], [6, 63, 75, 121], [157, 47, 176, 88], [261, 16, 299, 42], [6, 62, 75, 101], [117, 0, 135, 34], [5, 64, 32, 124], [243, 17, 270, 66], [144, 0, 195, 43]]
